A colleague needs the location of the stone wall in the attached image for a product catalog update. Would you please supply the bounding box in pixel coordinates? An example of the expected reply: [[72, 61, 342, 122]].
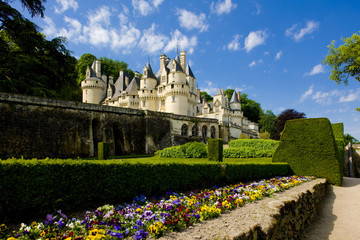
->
[[0, 92, 218, 159], [161, 179, 327, 240]]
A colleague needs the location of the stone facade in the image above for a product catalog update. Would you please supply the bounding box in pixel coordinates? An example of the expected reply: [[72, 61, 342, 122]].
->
[[0, 92, 219, 159], [81, 51, 259, 139]]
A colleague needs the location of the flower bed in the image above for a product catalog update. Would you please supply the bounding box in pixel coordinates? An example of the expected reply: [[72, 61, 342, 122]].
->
[[1, 176, 315, 240]]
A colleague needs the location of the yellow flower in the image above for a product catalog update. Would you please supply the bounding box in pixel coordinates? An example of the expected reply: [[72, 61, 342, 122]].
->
[[64, 237, 72, 240], [30, 221, 37, 229], [7, 238, 17, 240], [98, 229, 106, 235], [40, 230, 46, 237], [90, 229, 98, 236], [136, 208, 143, 214]]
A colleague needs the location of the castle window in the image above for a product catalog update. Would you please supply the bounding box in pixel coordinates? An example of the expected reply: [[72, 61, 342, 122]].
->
[[216, 107, 219, 112], [150, 90, 153, 93], [142, 90, 144, 93], [133, 95, 135, 99], [171, 84, 174, 89], [182, 85, 184, 88], [143, 101, 146, 107], [192, 125, 199, 137], [172, 73, 175, 79], [210, 126, 216, 139], [85, 81, 87, 83], [159, 88, 162, 93], [144, 79, 146, 84], [181, 124, 188, 136], [162, 76, 166, 82], [215, 114, 219, 120], [96, 81, 98, 84], [204, 108, 208, 114], [172, 96, 175, 102], [161, 100, 165, 106]]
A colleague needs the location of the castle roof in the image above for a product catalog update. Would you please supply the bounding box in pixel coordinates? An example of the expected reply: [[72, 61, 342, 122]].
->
[[186, 64, 195, 78], [167, 58, 183, 72], [125, 76, 140, 95], [230, 91, 240, 103], [144, 61, 157, 79], [111, 71, 130, 100], [214, 89, 223, 96]]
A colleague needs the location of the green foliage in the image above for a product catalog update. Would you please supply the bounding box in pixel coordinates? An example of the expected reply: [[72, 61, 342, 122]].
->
[[99, 57, 134, 81], [332, 123, 345, 179], [208, 139, 223, 162], [238, 133, 250, 139], [98, 142, 109, 160], [155, 142, 207, 158], [229, 139, 279, 151], [259, 131, 270, 139], [276, 109, 306, 139], [200, 91, 213, 102], [223, 147, 256, 158], [0, 158, 291, 222], [0, 4, 81, 101], [344, 133, 360, 144], [75, 53, 96, 84], [259, 110, 278, 139], [273, 118, 342, 185], [322, 32, 360, 85]]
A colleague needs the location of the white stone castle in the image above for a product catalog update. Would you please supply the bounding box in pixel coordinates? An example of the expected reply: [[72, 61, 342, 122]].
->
[[81, 51, 259, 139]]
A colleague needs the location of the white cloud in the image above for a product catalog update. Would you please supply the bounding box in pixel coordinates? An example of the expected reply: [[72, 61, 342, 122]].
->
[[200, 81, 218, 95], [244, 30, 267, 52], [132, 0, 163, 16], [286, 20, 319, 42], [305, 64, 325, 76], [177, 9, 208, 32], [118, 13, 128, 25], [275, 50, 282, 60], [249, 60, 256, 67], [58, 16, 82, 41], [138, 24, 168, 54], [300, 85, 314, 102], [54, 0, 78, 13], [227, 34, 241, 51], [42, 17, 57, 37], [211, 0, 237, 15], [110, 26, 141, 52], [339, 88, 360, 103], [164, 30, 198, 54], [255, 3, 261, 15]]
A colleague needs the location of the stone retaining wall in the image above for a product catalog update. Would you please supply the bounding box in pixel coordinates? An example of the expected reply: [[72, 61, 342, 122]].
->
[[160, 178, 327, 240]]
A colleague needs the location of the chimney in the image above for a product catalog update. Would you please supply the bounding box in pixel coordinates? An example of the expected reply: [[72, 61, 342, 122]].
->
[[160, 54, 166, 70], [135, 71, 140, 78], [180, 50, 186, 71], [237, 92, 241, 102], [109, 76, 114, 85], [95, 60, 101, 78], [202, 97, 205, 104], [197, 89, 201, 101]]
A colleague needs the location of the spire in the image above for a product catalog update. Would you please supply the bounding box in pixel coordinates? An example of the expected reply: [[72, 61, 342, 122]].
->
[[144, 60, 156, 79], [186, 62, 195, 78], [230, 90, 240, 103]]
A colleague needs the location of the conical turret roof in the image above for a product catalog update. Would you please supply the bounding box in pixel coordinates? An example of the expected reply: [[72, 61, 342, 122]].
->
[[230, 91, 240, 103], [186, 63, 195, 78]]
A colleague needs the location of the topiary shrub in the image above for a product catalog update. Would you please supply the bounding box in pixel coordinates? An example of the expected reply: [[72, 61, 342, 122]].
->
[[98, 142, 109, 160], [155, 141, 207, 158], [238, 133, 250, 139], [332, 123, 345, 179], [223, 147, 256, 158], [208, 139, 223, 162], [273, 118, 342, 185]]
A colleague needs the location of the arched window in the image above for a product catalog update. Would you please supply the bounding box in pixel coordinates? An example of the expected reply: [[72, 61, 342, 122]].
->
[[192, 124, 199, 137], [210, 126, 216, 139], [181, 124, 188, 136], [202, 125, 207, 140]]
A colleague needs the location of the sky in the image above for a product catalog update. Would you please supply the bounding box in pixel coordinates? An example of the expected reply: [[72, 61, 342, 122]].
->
[[11, 0, 360, 140]]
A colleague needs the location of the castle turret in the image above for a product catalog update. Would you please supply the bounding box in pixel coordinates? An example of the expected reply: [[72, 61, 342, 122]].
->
[[81, 59, 107, 104], [180, 51, 186, 71], [230, 90, 241, 110]]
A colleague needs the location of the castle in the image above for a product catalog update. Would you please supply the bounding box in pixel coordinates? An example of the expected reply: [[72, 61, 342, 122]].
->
[[81, 51, 259, 140]]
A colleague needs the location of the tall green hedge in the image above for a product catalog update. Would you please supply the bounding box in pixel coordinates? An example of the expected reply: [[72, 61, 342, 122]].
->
[[208, 139, 223, 161], [273, 118, 342, 185], [227, 139, 279, 158], [155, 142, 207, 158], [0, 158, 291, 223], [332, 123, 345, 179]]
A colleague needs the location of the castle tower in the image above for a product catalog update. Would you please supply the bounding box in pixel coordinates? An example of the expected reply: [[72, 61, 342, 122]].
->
[[139, 61, 158, 111], [230, 90, 241, 110], [180, 51, 186, 71], [81, 59, 107, 104]]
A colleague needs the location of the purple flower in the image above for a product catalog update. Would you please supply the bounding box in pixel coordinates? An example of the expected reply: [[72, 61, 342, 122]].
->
[[136, 220, 144, 226], [57, 210, 68, 219], [46, 214, 53, 221], [132, 225, 139, 230], [110, 231, 123, 239]]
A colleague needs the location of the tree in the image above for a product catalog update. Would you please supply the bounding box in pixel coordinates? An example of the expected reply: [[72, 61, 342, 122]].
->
[[323, 32, 360, 86], [276, 109, 306, 139], [0, 3, 81, 100], [259, 110, 278, 139], [75, 53, 96, 84], [99, 57, 134, 81], [200, 91, 213, 102], [344, 133, 359, 144]]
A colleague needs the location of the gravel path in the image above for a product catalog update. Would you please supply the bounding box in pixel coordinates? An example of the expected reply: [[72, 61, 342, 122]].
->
[[301, 177, 360, 240]]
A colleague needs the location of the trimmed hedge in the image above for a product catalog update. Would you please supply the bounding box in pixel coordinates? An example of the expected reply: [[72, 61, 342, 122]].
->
[[229, 139, 279, 151], [208, 139, 223, 162], [273, 118, 342, 185], [98, 142, 109, 160], [155, 142, 207, 158], [0, 158, 291, 223], [332, 123, 345, 179], [223, 147, 274, 158]]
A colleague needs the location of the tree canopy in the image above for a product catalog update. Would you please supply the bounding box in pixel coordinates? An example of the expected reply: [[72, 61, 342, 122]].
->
[[276, 109, 306, 138], [259, 110, 278, 139], [200, 91, 213, 102], [323, 32, 360, 86]]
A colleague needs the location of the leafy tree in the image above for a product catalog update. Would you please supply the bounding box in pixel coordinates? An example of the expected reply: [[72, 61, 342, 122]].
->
[[259, 110, 278, 139], [99, 57, 134, 81], [224, 89, 262, 123], [200, 91, 213, 102], [276, 109, 306, 139], [3, 0, 46, 17], [75, 53, 96, 84], [344, 133, 360, 144], [0, 3, 81, 100], [323, 32, 360, 86]]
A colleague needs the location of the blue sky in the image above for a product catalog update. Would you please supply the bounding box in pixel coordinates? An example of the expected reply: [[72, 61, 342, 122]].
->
[[12, 0, 360, 140]]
